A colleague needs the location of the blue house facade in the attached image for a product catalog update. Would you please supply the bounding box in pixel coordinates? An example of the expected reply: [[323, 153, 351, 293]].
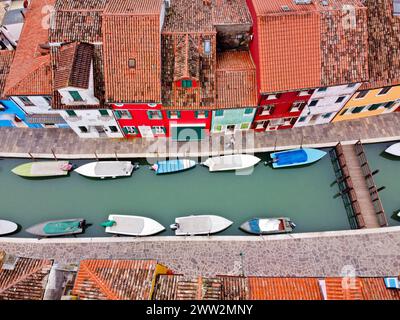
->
[[0, 100, 41, 128]]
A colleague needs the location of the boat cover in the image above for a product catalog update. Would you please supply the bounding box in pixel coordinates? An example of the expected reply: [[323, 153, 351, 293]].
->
[[250, 219, 281, 232], [30, 161, 70, 176], [275, 149, 307, 166], [94, 162, 132, 176], [177, 216, 211, 234], [43, 221, 81, 235], [156, 160, 193, 174]]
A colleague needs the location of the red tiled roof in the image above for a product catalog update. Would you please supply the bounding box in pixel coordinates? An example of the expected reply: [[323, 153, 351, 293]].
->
[[248, 277, 324, 300], [102, 0, 163, 103], [72, 260, 161, 300], [325, 277, 364, 300], [0, 51, 14, 98], [360, 278, 400, 300], [219, 276, 248, 300], [4, 0, 54, 96], [153, 274, 184, 300], [0, 256, 53, 300], [250, 0, 368, 93], [216, 51, 257, 108]]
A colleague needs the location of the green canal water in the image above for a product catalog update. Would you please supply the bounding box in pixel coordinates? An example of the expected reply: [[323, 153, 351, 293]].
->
[[364, 143, 400, 227], [0, 150, 352, 237]]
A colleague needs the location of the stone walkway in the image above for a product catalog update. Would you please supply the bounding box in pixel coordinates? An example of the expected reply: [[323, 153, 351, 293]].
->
[[1, 113, 400, 158], [1, 228, 399, 277]]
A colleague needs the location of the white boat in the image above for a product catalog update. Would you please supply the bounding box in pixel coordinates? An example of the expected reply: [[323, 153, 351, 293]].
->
[[170, 215, 233, 235], [0, 220, 18, 236], [240, 217, 296, 235], [74, 161, 137, 179], [101, 215, 165, 236], [201, 154, 261, 172], [385, 143, 400, 156]]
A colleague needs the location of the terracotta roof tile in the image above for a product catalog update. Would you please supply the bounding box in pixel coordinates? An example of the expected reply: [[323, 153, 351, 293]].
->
[[102, 0, 163, 103], [0, 256, 53, 300], [325, 277, 364, 300], [153, 274, 184, 300], [72, 260, 162, 300], [4, 0, 54, 96], [216, 51, 257, 108], [248, 277, 324, 300], [219, 276, 249, 300], [212, 0, 253, 26], [360, 277, 400, 300], [0, 51, 14, 98]]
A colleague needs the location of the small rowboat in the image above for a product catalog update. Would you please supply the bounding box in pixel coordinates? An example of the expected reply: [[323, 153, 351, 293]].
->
[[0, 220, 18, 236], [202, 154, 261, 172], [74, 161, 137, 179], [170, 215, 233, 236], [240, 217, 295, 235], [151, 159, 196, 174], [26, 219, 85, 237], [385, 142, 400, 156], [12, 161, 72, 177], [101, 215, 165, 236], [269, 148, 326, 168]]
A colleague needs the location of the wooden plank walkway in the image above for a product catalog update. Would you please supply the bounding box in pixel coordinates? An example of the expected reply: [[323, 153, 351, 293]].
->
[[341, 145, 380, 228]]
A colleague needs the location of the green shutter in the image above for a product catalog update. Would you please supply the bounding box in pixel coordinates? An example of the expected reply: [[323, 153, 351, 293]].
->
[[99, 109, 109, 116], [122, 127, 129, 135], [69, 91, 83, 102], [244, 108, 253, 115], [194, 111, 199, 118], [352, 107, 364, 114], [215, 110, 224, 117], [167, 111, 171, 119], [147, 111, 153, 119], [114, 110, 122, 119], [204, 111, 209, 118], [177, 111, 181, 118], [66, 110, 76, 117]]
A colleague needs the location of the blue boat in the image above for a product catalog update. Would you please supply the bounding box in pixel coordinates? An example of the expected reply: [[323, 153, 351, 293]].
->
[[151, 159, 196, 174], [269, 148, 327, 168]]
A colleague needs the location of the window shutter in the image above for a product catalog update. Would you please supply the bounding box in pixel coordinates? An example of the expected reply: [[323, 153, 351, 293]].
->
[[177, 111, 181, 118], [194, 111, 199, 118], [122, 127, 129, 135], [205, 111, 209, 118], [167, 111, 171, 118], [147, 111, 153, 119]]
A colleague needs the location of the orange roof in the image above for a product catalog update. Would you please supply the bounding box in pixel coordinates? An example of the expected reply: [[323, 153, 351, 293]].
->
[[72, 260, 161, 300], [4, 0, 54, 96], [249, 0, 368, 93], [102, 0, 163, 103], [216, 51, 257, 108], [324, 278, 364, 300], [0, 51, 14, 98], [248, 277, 323, 300], [360, 278, 400, 300]]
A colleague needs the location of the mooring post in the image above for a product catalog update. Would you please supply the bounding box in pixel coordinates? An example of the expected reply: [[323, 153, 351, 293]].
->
[[51, 148, 57, 161]]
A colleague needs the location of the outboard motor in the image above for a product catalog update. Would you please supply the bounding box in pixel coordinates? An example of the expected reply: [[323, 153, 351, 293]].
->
[[289, 221, 296, 229], [170, 223, 179, 230]]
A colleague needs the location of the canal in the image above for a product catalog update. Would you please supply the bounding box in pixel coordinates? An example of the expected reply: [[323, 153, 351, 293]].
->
[[0, 150, 351, 237]]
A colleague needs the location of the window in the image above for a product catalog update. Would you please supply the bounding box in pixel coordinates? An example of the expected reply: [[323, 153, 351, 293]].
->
[[204, 40, 211, 55], [69, 90, 83, 102], [335, 96, 346, 103], [152, 126, 166, 135], [195, 110, 209, 119], [266, 93, 281, 100], [290, 101, 305, 112], [309, 99, 319, 107], [351, 106, 365, 114], [318, 87, 327, 92], [167, 111, 181, 119], [384, 101, 395, 109], [283, 118, 293, 126], [215, 110, 224, 117], [347, 83, 357, 88], [114, 110, 132, 119], [78, 126, 88, 133], [122, 126, 138, 135], [355, 90, 368, 99], [261, 105, 274, 115], [298, 116, 307, 122], [322, 113, 333, 119], [181, 80, 193, 88], [244, 108, 253, 115], [99, 109, 109, 116], [298, 90, 310, 97], [368, 103, 382, 111], [109, 126, 118, 133], [44, 96, 52, 105], [19, 96, 34, 106], [255, 121, 266, 129], [66, 110, 77, 117], [240, 123, 250, 130], [214, 124, 222, 132], [378, 87, 391, 95], [147, 110, 162, 119], [128, 58, 136, 69]]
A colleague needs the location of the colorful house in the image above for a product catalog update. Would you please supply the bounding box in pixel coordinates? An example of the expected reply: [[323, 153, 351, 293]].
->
[[246, 0, 369, 131], [333, 0, 400, 122]]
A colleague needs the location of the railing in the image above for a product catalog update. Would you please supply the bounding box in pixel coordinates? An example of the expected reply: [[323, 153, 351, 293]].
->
[[330, 142, 365, 229], [354, 141, 388, 227]]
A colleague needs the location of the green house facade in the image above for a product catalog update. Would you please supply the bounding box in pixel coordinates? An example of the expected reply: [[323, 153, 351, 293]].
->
[[211, 108, 256, 133]]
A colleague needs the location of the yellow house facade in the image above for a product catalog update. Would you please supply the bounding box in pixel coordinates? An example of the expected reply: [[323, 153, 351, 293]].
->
[[332, 85, 400, 122]]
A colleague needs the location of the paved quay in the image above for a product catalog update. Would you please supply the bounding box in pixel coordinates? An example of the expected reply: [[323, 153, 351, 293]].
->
[[1, 113, 400, 159], [1, 227, 399, 277]]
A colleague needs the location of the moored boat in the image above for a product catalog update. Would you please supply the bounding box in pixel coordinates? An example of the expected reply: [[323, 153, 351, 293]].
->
[[170, 215, 233, 235], [26, 218, 85, 237], [0, 220, 18, 236], [385, 142, 400, 157], [269, 148, 326, 168], [11, 161, 72, 178], [151, 159, 196, 174], [74, 161, 137, 179], [101, 214, 165, 236], [240, 217, 295, 235], [201, 154, 261, 172]]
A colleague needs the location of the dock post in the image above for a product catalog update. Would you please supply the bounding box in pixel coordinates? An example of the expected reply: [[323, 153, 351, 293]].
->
[[51, 148, 57, 161]]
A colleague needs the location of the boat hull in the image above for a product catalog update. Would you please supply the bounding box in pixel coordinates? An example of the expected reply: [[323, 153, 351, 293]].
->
[[12, 161, 71, 177], [0, 220, 18, 236], [271, 148, 326, 168], [173, 215, 233, 235], [203, 154, 261, 172], [74, 161, 134, 178], [240, 217, 294, 235], [26, 218, 85, 237], [153, 159, 196, 174], [385, 143, 400, 157], [105, 215, 165, 236]]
